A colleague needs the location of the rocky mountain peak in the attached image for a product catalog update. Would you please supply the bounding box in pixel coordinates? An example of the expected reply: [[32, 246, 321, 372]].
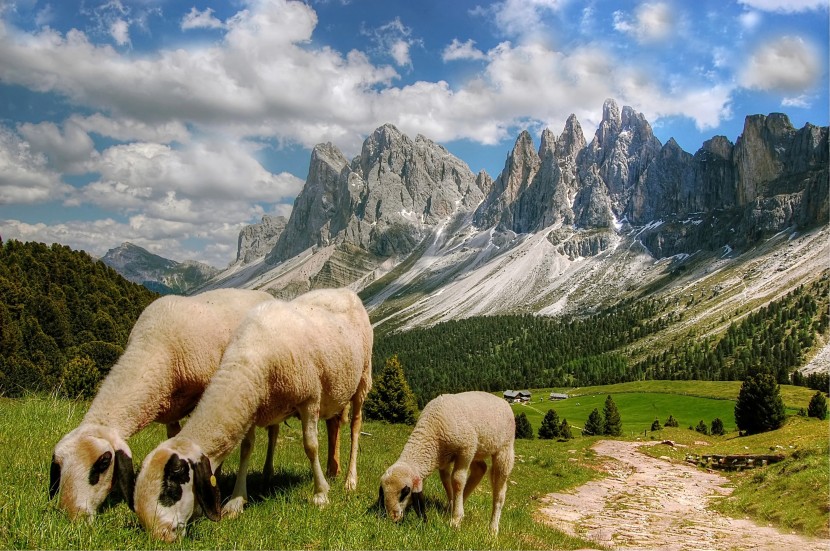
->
[[556, 114, 586, 159], [236, 214, 287, 264]]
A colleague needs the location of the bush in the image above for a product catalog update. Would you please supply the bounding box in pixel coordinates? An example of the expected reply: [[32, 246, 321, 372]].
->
[[559, 418, 573, 440], [583, 408, 604, 436], [695, 420, 709, 435], [515, 412, 534, 439], [650, 419, 661, 431], [538, 409, 561, 440], [735, 373, 786, 435], [60, 356, 101, 399], [364, 355, 419, 425], [664, 414, 679, 427], [710, 417, 726, 436], [807, 391, 828, 420]]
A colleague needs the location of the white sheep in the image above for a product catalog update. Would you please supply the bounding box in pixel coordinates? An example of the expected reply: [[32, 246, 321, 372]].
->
[[379, 391, 515, 534], [49, 288, 275, 521], [133, 287, 373, 542]]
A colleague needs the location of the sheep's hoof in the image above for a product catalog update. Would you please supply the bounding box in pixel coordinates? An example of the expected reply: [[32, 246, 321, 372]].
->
[[311, 492, 329, 507], [344, 476, 357, 491], [450, 517, 463, 529], [222, 497, 247, 519]]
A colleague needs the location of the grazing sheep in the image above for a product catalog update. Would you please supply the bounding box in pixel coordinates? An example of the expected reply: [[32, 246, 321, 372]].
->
[[49, 288, 274, 521], [379, 391, 515, 534], [133, 288, 372, 542]]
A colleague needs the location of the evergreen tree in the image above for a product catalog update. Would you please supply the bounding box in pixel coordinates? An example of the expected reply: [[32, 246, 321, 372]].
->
[[583, 408, 604, 436], [602, 395, 622, 436], [710, 418, 725, 436], [559, 418, 572, 440], [515, 412, 533, 439], [734, 373, 786, 435], [807, 391, 828, 420], [664, 414, 679, 427], [695, 420, 709, 435], [538, 409, 561, 440], [650, 419, 661, 431], [364, 355, 419, 425]]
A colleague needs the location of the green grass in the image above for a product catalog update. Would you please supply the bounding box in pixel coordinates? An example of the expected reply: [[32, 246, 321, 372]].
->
[[0, 395, 599, 550]]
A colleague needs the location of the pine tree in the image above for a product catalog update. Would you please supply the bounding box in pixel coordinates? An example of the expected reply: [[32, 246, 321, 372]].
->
[[603, 395, 622, 436], [364, 355, 419, 425], [650, 419, 661, 431], [515, 412, 533, 439], [664, 414, 679, 428], [695, 420, 709, 435], [807, 391, 828, 420], [734, 373, 786, 435], [710, 418, 725, 436], [538, 409, 561, 440], [583, 408, 604, 436]]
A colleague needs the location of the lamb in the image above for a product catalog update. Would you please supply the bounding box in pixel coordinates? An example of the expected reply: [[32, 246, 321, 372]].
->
[[133, 287, 373, 542], [49, 288, 275, 521], [379, 391, 515, 534]]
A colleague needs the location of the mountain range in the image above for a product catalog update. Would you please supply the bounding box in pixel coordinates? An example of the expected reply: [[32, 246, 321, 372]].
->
[[107, 99, 828, 335], [100, 242, 219, 295]]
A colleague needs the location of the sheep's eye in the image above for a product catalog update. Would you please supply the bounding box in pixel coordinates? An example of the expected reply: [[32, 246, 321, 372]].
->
[[399, 485, 411, 501], [89, 451, 113, 485]]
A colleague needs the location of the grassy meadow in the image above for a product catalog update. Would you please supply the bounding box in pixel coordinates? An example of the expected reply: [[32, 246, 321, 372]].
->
[[0, 381, 825, 548]]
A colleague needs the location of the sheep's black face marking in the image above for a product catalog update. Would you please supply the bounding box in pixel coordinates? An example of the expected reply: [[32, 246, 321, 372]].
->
[[88, 451, 112, 485], [49, 456, 61, 500], [160, 454, 190, 507], [399, 485, 411, 502]]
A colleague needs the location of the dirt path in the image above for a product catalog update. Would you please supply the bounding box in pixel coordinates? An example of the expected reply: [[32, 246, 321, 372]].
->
[[537, 440, 830, 551]]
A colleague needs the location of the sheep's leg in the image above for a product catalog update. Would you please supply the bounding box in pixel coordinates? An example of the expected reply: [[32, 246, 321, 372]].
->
[[325, 416, 341, 478], [223, 426, 256, 519], [463, 460, 488, 502], [263, 424, 279, 483], [449, 454, 473, 528], [344, 395, 364, 491], [299, 403, 330, 506], [488, 448, 514, 535], [439, 466, 453, 506], [165, 422, 181, 438]]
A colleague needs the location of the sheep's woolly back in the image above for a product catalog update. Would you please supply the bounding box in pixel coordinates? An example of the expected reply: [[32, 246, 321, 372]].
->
[[173, 288, 372, 466], [398, 391, 514, 476], [81, 288, 273, 436]]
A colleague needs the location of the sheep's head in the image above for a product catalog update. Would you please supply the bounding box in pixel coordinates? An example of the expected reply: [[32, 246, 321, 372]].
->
[[379, 463, 426, 523], [50, 426, 134, 521], [134, 439, 221, 542]]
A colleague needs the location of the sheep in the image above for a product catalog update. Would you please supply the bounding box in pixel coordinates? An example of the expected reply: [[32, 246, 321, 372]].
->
[[133, 287, 373, 542], [379, 391, 515, 534], [49, 288, 275, 521]]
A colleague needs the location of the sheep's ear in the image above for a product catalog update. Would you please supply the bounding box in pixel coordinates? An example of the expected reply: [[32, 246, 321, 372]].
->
[[192, 455, 221, 522], [412, 475, 423, 493], [412, 491, 427, 522], [49, 456, 61, 500], [113, 449, 135, 510]]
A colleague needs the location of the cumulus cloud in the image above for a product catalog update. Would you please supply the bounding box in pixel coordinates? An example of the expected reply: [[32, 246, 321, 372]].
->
[[181, 7, 225, 30], [737, 0, 828, 12], [362, 17, 421, 68], [613, 2, 675, 43], [0, 126, 71, 204], [740, 36, 821, 93], [442, 39, 487, 62], [109, 18, 130, 46], [476, 0, 565, 40], [69, 114, 190, 144], [18, 120, 97, 172]]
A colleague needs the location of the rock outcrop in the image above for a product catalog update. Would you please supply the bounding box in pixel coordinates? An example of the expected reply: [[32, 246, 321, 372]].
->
[[236, 215, 286, 264]]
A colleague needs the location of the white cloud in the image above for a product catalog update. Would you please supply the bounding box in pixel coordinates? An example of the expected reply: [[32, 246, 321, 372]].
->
[[390, 39, 411, 67], [442, 39, 487, 62], [18, 120, 96, 172], [479, 0, 566, 40], [613, 2, 675, 43], [181, 7, 225, 30], [109, 18, 130, 46], [738, 10, 762, 30], [740, 36, 822, 93], [0, 126, 71, 204], [781, 94, 814, 108], [69, 114, 190, 144], [363, 17, 420, 68], [737, 0, 828, 12]]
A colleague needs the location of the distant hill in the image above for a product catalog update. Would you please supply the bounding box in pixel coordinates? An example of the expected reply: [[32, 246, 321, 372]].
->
[[101, 242, 219, 295], [0, 239, 159, 397]]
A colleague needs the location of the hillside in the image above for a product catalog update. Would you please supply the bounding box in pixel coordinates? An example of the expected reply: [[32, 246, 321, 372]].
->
[[101, 242, 218, 295], [0, 239, 159, 397]]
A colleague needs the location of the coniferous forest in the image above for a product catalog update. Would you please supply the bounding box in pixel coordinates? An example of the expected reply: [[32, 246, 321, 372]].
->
[[0, 240, 159, 397]]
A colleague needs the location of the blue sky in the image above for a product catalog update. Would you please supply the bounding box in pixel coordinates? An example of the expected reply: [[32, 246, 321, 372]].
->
[[0, 0, 826, 267]]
